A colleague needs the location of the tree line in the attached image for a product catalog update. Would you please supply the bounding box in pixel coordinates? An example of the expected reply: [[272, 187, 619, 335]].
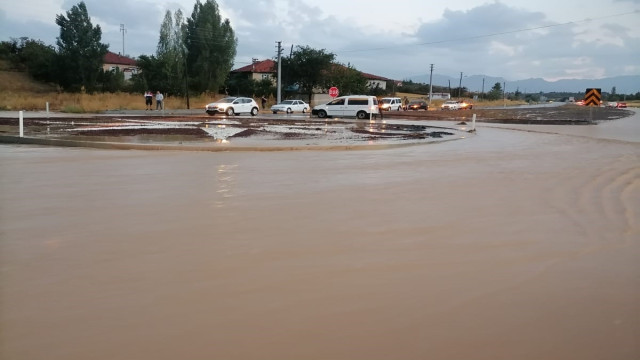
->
[[5, 1, 636, 102], [0, 0, 237, 97], [0, 0, 396, 101]]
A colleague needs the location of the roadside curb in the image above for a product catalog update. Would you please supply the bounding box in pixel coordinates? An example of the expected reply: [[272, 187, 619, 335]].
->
[[0, 135, 440, 152]]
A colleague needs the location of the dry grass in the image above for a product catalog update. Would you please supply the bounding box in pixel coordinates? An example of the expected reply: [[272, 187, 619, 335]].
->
[[394, 91, 528, 108], [1, 69, 634, 112], [0, 90, 232, 112], [621, 100, 640, 107], [0, 68, 235, 112], [0, 70, 57, 93]]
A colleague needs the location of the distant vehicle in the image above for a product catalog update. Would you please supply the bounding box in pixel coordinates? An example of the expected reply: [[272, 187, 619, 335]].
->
[[616, 102, 627, 108], [575, 100, 585, 106], [441, 100, 461, 110], [270, 100, 309, 114], [312, 95, 378, 119], [406, 99, 428, 110], [379, 97, 403, 111], [206, 97, 259, 116]]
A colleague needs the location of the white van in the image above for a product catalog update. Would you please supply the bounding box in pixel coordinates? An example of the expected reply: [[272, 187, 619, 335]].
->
[[379, 97, 403, 111], [312, 95, 379, 119]]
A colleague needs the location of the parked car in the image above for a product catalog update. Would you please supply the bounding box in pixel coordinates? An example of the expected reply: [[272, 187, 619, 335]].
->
[[616, 102, 627, 108], [406, 99, 428, 110], [606, 102, 618, 108], [312, 95, 378, 119], [271, 100, 310, 114], [441, 100, 460, 110], [205, 97, 259, 116], [379, 97, 403, 111]]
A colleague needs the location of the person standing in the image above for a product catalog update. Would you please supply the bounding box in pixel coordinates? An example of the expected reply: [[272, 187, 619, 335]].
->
[[155, 91, 164, 110], [144, 90, 153, 110], [261, 96, 267, 110]]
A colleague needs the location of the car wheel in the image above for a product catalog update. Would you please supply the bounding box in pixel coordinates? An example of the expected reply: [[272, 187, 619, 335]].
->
[[250, 107, 259, 116], [317, 110, 327, 118], [225, 107, 234, 116], [286, 108, 292, 114], [272, 111, 277, 114], [356, 111, 367, 119], [468, 105, 473, 109], [302, 108, 307, 113]]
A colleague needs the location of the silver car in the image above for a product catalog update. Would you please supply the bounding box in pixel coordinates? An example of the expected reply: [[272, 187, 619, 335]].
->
[[205, 97, 259, 116], [270, 100, 310, 114]]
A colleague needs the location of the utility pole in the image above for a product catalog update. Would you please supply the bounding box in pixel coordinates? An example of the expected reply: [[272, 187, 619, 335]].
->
[[481, 77, 485, 100], [503, 81, 507, 108], [120, 24, 126, 56], [183, 46, 190, 109], [276, 41, 282, 104], [459, 72, 463, 98], [428, 64, 434, 105]]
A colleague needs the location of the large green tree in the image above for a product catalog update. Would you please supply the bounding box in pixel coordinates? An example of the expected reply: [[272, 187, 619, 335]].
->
[[326, 63, 367, 95], [185, 0, 237, 93], [281, 46, 335, 101], [157, 9, 187, 95], [133, 55, 170, 93], [486, 82, 503, 100], [55, 1, 108, 92]]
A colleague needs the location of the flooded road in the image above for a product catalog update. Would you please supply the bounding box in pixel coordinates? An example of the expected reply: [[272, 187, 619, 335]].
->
[[1, 112, 639, 360]]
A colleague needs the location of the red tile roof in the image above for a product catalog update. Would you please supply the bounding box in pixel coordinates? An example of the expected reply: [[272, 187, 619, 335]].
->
[[232, 59, 394, 81], [103, 51, 137, 66], [232, 59, 276, 73], [360, 71, 391, 81]]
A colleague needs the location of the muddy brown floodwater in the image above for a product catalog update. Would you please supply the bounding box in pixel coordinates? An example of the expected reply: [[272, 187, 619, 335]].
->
[[1, 107, 639, 360]]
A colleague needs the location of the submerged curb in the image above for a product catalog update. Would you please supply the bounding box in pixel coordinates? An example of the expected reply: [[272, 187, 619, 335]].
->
[[0, 135, 461, 152]]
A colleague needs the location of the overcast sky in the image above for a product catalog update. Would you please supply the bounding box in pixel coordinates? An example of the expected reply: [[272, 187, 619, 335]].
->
[[1, 0, 639, 82]]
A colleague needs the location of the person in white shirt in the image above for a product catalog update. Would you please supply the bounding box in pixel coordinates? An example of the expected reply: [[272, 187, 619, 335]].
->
[[155, 91, 164, 110], [144, 90, 153, 110]]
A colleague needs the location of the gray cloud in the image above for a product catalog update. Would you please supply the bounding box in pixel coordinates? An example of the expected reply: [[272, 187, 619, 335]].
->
[[1, 1, 637, 82], [0, 9, 59, 46]]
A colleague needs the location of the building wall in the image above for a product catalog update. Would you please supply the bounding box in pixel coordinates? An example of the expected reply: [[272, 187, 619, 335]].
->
[[367, 79, 387, 90], [251, 72, 276, 85], [430, 93, 451, 100], [102, 63, 139, 80]]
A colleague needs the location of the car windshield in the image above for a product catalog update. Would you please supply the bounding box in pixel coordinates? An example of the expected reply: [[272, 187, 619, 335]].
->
[[217, 97, 237, 104], [409, 100, 422, 104], [381, 99, 392, 104], [280, 100, 294, 105]]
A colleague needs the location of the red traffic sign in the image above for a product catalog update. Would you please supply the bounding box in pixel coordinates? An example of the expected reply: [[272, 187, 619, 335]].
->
[[329, 86, 339, 98]]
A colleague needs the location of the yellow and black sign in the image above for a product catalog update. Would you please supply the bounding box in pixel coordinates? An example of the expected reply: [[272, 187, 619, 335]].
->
[[584, 88, 601, 106]]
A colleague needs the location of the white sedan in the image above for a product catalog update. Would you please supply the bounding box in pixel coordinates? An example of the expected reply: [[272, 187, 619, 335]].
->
[[271, 100, 309, 114]]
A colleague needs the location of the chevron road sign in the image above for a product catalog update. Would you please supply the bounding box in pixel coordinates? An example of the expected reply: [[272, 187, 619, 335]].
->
[[584, 88, 601, 106]]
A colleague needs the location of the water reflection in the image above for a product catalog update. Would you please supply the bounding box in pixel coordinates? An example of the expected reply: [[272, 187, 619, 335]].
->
[[214, 164, 238, 208]]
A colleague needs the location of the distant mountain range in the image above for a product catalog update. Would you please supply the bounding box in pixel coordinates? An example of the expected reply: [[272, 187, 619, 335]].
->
[[407, 74, 640, 95]]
